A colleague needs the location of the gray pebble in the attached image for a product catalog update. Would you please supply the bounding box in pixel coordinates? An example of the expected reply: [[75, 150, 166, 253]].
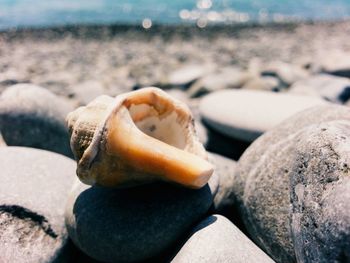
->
[[65, 173, 218, 263], [289, 74, 350, 104], [236, 105, 350, 262], [0, 147, 76, 263], [172, 215, 274, 263], [0, 84, 74, 157]]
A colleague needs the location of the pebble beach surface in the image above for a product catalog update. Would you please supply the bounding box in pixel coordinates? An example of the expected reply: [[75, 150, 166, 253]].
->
[[1, 21, 350, 99], [1, 21, 350, 262]]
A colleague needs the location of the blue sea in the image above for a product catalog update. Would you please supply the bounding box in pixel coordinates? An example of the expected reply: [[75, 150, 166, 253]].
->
[[0, 0, 350, 29]]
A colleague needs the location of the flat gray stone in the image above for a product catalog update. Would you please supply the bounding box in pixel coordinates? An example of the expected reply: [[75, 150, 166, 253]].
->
[[172, 215, 274, 263], [242, 76, 280, 92], [314, 50, 350, 78], [200, 89, 327, 142], [187, 67, 251, 97], [167, 64, 213, 87], [261, 61, 309, 86], [0, 84, 74, 157], [236, 105, 350, 263], [65, 173, 218, 263], [0, 147, 76, 263], [289, 74, 350, 103]]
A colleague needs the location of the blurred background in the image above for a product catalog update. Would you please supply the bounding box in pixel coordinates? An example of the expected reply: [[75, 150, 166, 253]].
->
[[1, 0, 350, 29]]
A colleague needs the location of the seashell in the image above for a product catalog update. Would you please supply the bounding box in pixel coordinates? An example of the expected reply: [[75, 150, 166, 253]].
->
[[66, 87, 213, 189]]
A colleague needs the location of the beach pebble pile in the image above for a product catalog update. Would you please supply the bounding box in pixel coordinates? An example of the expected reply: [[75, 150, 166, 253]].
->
[[1, 23, 350, 262]]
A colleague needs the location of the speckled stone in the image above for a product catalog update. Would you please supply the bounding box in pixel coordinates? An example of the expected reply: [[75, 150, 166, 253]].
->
[[0, 147, 76, 263], [236, 105, 350, 263]]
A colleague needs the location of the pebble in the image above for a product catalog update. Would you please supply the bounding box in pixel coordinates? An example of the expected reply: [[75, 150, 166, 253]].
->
[[241, 76, 280, 91], [289, 74, 350, 103], [172, 215, 274, 263], [315, 50, 350, 78], [166, 64, 213, 88], [0, 84, 74, 157], [0, 147, 76, 263], [199, 89, 327, 142], [236, 105, 350, 263], [65, 174, 218, 262], [261, 61, 309, 86], [187, 67, 250, 97]]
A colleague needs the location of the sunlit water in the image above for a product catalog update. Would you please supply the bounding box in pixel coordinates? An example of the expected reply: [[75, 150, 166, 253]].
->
[[0, 0, 350, 29]]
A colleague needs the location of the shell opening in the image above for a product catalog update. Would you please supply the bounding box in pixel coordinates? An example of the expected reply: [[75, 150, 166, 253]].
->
[[128, 103, 187, 150]]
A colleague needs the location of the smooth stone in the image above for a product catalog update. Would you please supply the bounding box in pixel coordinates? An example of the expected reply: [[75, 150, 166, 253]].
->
[[172, 215, 274, 263], [167, 64, 213, 87], [289, 74, 350, 103], [71, 80, 106, 106], [187, 68, 251, 97], [0, 69, 29, 89], [65, 174, 218, 262], [0, 147, 76, 263], [236, 105, 350, 263], [241, 76, 280, 92], [0, 84, 74, 157], [199, 89, 327, 142], [315, 50, 350, 78], [261, 61, 309, 86]]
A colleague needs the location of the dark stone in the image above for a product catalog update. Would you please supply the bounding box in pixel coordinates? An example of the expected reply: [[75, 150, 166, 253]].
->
[[0, 84, 74, 158], [205, 125, 251, 161], [339, 86, 350, 103], [65, 175, 217, 263], [0, 147, 76, 263]]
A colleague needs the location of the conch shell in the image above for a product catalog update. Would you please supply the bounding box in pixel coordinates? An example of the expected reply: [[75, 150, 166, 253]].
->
[[66, 87, 213, 189]]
